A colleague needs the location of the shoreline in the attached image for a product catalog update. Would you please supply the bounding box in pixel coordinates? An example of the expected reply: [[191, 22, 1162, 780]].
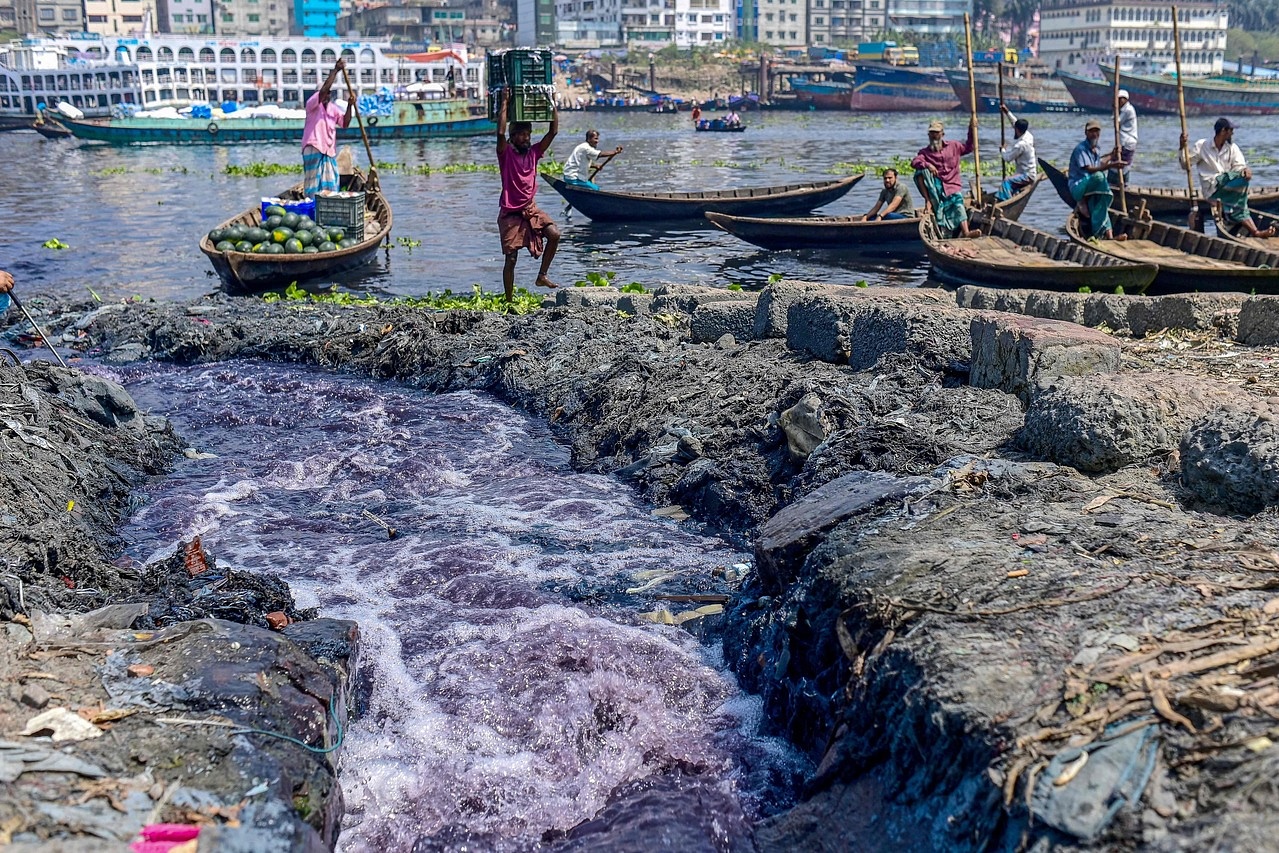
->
[[5, 281, 1279, 848]]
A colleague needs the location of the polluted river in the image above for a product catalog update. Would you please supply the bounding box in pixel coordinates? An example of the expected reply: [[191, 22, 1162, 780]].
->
[[109, 358, 807, 850]]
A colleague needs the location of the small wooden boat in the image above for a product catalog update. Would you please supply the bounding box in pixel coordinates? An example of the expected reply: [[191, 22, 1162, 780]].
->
[[695, 119, 746, 132], [705, 172, 1043, 252], [923, 205, 1157, 293], [1066, 207, 1279, 293], [32, 113, 72, 140], [1212, 205, 1279, 248], [543, 173, 863, 222], [199, 170, 391, 296], [1040, 157, 1279, 218]]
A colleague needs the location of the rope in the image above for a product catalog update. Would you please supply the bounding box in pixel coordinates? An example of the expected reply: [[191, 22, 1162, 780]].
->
[[230, 692, 346, 755]]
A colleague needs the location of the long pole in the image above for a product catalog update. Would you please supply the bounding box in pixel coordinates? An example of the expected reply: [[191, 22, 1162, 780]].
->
[[340, 66, 379, 191], [10, 293, 67, 368], [963, 13, 982, 203], [1112, 54, 1127, 214], [1172, 6, 1196, 228], [997, 61, 1007, 180]]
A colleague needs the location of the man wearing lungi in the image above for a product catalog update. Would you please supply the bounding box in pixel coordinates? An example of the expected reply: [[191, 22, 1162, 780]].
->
[[1180, 118, 1276, 239], [302, 59, 354, 197], [496, 87, 561, 299]]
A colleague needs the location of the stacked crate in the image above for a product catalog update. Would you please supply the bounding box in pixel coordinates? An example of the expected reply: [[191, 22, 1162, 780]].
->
[[487, 49, 556, 123]]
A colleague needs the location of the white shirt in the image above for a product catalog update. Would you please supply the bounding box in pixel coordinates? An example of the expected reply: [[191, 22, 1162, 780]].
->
[[1000, 110, 1037, 179], [1180, 137, 1247, 199], [1118, 102, 1138, 150], [563, 141, 601, 182]]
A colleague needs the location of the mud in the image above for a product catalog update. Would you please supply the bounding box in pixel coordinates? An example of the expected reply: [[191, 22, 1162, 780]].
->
[[9, 285, 1279, 850]]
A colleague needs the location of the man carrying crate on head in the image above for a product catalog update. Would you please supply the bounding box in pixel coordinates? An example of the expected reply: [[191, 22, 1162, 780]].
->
[[302, 59, 355, 197], [496, 87, 560, 299]]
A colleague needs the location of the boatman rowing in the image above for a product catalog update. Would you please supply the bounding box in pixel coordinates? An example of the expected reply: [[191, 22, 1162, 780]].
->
[[997, 105, 1037, 201], [911, 118, 980, 239], [1180, 118, 1276, 238], [562, 130, 622, 191], [302, 59, 355, 198]]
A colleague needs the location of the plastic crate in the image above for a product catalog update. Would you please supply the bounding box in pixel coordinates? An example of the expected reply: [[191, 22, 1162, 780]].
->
[[315, 191, 366, 232], [487, 86, 555, 123], [487, 49, 553, 89]]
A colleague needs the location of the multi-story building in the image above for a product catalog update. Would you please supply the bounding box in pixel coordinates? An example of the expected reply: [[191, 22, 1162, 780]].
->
[[157, 0, 215, 34], [0, 1, 17, 29], [214, 0, 293, 37], [81, 0, 158, 36], [885, 0, 965, 35], [515, 0, 554, 46], [554, 0, 622, 48], [756, 0, 804, 46], [1039, 0, 1227, 75], [294, 0, 340, 35], [673, 0, 730, 47], [14, 0, 83, 34], [338, 0, 508, 48]]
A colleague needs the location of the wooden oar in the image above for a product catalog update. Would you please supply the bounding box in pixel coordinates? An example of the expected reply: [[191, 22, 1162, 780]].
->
[[997, 61, 1007, 180], [340, 66, 379, 192], [588, 151, 617, 181], [10, 292, 67, 368], [1172, 6, 1196, 229], [1112, 54, 1128, 214], [963, 13, 982, 204]]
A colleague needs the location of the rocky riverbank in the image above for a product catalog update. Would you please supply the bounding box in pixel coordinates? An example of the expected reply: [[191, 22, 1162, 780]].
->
[[8, 281, 1279, 849]]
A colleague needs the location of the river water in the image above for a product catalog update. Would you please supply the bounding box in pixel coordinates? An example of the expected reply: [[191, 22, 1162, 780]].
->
[[6, 110, 1279, 303], [110, 359, 807, 851]]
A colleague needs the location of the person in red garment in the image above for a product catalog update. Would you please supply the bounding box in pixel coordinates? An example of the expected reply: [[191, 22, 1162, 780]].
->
[[495, 87, 560, 300]]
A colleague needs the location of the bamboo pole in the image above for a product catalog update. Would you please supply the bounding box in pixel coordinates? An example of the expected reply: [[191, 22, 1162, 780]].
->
[[1112, 55, 1128, 214], [963, 13, 982, 203], [1172, 6, 1196, 228], [341, 66, 379, 192], [997, 61, 1007, 180]]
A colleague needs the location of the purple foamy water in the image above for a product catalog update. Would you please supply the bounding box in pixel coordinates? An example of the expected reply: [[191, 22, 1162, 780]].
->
[[110, 360, 805, 851]]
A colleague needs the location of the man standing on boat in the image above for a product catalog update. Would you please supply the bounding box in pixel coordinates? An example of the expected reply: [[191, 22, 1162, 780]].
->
[[562, 130, 622, 191], [302, 59, 354, 198], [496, 88, 561, 298], [1112, 89, 1138, 184], [1180, 118, 1276, 238], [1069, 118, 1125, 241], [911, 118, 980, 239], [997, 105, 1037, 201], [860, 168, 915, 221]]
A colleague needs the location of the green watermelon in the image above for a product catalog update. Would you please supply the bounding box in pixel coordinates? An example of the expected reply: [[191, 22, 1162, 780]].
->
[[271, 227, 294, 244], [264, 205, 287, 218], [282, 212, 300, 228], [265, 243, 285, 255], [234, 240, 254, 252], [283, 238, 304, 254], [226, 225, 247, 242], [296, 230, 314, 247], [302, 246, 320, 254], [338, 237, 358, 249], [296, 216, 315, 231], [264, 215, 284, 230], [215, 240, 235, 252], [253, 243, 270, 253], [208, 228, 226, 244], [247, 227, 270, 244], [318, 241, 337, 253], [325, 227, 345, 243]]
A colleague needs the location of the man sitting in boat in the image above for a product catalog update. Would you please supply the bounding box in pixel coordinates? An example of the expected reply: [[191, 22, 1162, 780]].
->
[[911, 118, 980, 239], [725, 110, 741, 128], [562, 130, 623, 191], [496, 88, 561, 298], [302, 59, 355, 197], [1180, 118, 1277, 239], [1069, 118, 1125, 241], [860, 168, 916, 221], [997, 106, 1037, 201], [1111, 89, 1138, 185]]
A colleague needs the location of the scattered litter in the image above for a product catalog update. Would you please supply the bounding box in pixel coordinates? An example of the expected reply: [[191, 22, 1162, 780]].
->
[[131, 823, 201, 853], [182, 448, 218, 460], [652, 505, 689, 521], [1006, 569, 1030, 579], [127, 664, 155, 678], [0, 740, 106, 781], [21, 707, 105, 741], [639, 604, 724, 625], [625, 572, 679, 595]]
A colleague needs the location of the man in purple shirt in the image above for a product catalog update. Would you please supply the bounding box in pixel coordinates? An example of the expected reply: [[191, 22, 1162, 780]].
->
[[301, 59, 354, 197], [496, 87, 560, 300], [911, 118, 980, 238]]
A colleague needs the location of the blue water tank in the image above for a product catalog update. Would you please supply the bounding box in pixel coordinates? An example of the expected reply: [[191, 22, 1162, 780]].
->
[[222, 101, 238, 113]]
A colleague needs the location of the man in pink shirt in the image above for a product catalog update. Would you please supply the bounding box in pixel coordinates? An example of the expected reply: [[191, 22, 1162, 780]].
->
[[302, 59, 354, 197], [910, 118, 980, 238], [496, 87, 560, 299]]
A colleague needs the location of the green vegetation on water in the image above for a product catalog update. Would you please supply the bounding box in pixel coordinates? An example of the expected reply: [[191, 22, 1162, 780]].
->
[[262, 282, 542, 314], [42, 238, 69, 250]]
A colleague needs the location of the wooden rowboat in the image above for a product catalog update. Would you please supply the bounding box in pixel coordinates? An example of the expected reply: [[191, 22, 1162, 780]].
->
[[923, 206, 1158, 293], [1212, 206, 1279, 249], [1040, 157, 1279, 218], [1066, 207, 1279, 293], [199, 170, 391, 296], [704, 172, 1043, 253], [542, 173, 863, 222]]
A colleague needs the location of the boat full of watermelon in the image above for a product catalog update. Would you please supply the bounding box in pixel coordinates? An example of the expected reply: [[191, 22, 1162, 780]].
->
[[59, 98, 493, 144], [199, 169, 391, 296]]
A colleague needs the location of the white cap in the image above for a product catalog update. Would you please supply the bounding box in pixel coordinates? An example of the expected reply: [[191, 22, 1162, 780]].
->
[[1118, 89, 1130, 100]]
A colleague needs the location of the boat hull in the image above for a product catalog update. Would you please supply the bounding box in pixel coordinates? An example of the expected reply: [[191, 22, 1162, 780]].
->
[[945, 69, 1083, 114], [61, 100, 495, 144], [849, 65, 959, 112], [544, 174, 863, 223], [1038, 157, 1279, 219]]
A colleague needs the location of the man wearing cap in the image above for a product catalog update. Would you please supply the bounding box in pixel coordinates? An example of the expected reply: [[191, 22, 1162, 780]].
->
[[1112, 89, 1138, 184], [997, 104, 1037, 201], [1180, 118, 1276, 238], [910, 117, 980, 238], [1069, 118, 1124, 240]]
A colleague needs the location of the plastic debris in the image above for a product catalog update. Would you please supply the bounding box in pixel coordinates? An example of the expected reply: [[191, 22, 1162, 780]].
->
[[20, 707, 105, 742], [639, 604, 724, 625], [131, 823, 201, 853], [0, 740, 106, 781]]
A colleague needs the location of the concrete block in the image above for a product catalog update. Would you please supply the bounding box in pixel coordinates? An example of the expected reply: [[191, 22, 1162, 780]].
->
[[691, 300, 757, 343], [849, 304, 974, 371], [753, 280, 839, 339], [1131, 293, 1248, 337], [1023, 291, 1086, 326], [1023, 373, 1239, 473], [970, 314, 1121, 405], [649, 284, 755, 316], [1236, 297, 1279, 345], [616, 293, 653, 315], [785, 288, 954, 365], [955, 286, 1029, 314], [555, 287, 620, 308], [1182, 403, 1279, 514]]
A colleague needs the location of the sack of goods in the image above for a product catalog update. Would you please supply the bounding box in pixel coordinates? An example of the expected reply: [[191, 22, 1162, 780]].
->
[[487, 48, 555, 123]]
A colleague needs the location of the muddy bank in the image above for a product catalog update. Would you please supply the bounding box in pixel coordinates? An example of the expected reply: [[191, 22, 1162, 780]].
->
[[0, 357, 357, 850], [14, 283, 1279, 849]]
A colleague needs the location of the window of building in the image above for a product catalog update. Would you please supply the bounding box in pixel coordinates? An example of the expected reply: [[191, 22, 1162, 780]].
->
[[37, 8, 54, 21], [222, 14, 233, 22], [88, 14, 107, 22], [61, 8, 76, 20], [248, 14, 259, 21], [814, 15, 823, 23]]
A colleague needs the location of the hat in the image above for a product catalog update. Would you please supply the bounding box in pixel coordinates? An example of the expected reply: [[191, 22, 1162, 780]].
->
[[1117, 89, 1130, 100], [927, 120, 944, 133], [1214, 117, 1236, 133], [1084, 118, 1102, 131]]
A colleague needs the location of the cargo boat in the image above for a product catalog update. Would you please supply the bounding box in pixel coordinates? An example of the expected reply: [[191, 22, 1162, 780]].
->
[[789, 65, 959, 111], [944, 68, 1082, 114], [1060, 66, 1279, 116]]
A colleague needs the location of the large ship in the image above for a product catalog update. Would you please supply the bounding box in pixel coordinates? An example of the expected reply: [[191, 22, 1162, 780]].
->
[[1060, 65, 1279, 116], [0, 34, 488, 131], [944, 67, 1082, 114], [788, 64, 959, 112]]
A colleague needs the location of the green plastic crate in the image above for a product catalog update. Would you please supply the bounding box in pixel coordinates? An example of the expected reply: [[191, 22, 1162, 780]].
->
[[488, 86, 555, 123], [487, 49, 553, 89]]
